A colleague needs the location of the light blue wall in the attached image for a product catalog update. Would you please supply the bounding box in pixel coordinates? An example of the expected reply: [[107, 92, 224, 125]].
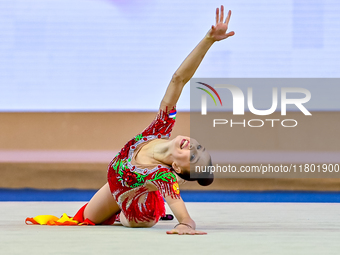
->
[[0, 0, 339, 111]]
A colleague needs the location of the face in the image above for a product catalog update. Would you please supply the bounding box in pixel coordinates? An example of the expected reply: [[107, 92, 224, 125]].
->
[[171, 135, 211, 175]]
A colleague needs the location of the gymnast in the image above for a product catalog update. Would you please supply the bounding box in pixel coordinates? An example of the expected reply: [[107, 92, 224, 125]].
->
[[26, 5, 234, 235]]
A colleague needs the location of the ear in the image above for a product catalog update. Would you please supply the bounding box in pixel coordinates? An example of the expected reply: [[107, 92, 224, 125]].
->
[[172, 162, 182, 174]]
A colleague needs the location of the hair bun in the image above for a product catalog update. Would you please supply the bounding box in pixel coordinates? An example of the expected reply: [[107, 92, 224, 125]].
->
[[197, 173, 214, 186]]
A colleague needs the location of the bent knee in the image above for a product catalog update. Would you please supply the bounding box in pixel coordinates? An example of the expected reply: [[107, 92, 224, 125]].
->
[[120, 213, 157, 228], [127, 220, 157, 228]]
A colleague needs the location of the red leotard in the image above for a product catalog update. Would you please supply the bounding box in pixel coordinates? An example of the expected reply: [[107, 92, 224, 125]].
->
[[107, 107, 180, 222]]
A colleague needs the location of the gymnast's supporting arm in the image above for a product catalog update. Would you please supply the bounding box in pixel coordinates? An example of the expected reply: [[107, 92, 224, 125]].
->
[[165, 195, 204, 235], [160, 5, 235, 108]]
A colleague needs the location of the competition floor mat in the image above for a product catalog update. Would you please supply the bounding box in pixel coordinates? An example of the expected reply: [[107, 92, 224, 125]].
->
[[0, 202, 339, 255]]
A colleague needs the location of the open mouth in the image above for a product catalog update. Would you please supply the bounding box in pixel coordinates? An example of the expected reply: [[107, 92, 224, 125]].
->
[[180, 139, 189, 149]]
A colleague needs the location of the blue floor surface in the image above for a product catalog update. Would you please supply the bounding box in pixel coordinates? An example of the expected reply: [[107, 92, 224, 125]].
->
[[1, 188, 340, 202]]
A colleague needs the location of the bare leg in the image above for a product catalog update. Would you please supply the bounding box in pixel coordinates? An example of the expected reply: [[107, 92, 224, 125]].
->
[[120, 212, 157, 228], [83, 182, 121, 224]]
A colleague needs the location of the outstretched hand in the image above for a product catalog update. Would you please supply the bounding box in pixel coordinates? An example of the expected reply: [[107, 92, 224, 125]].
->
[[206, 5, 235, 42], [166, 225, 207, 235]]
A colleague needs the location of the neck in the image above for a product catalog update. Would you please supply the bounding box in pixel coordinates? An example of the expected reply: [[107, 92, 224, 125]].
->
[[151, 139, 174, 166]]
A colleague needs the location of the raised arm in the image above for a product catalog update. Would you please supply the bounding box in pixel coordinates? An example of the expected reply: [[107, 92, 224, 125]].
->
[[160, 5, 235, 109]]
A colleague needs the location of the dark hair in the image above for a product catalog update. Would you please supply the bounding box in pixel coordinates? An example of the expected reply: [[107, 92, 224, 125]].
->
[[176, 158, 214, 186]]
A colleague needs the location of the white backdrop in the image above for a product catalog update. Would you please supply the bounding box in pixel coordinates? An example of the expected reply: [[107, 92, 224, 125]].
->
[[0, 0, 339, 111]]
